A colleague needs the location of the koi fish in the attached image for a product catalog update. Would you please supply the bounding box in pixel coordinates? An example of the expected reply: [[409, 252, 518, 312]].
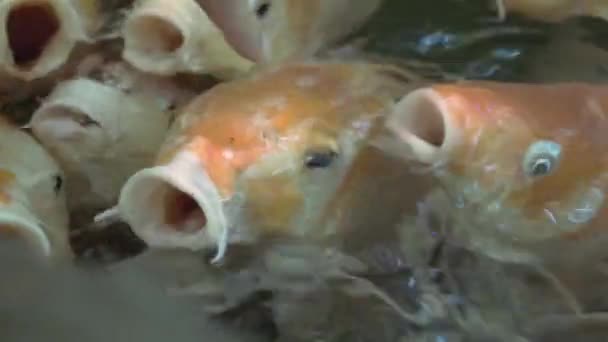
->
[[116, 61, 416, 262], [198, 0, 383, 64], [384, 82, 608, 262], [383, 81, 608, 312], [0, 116, 72, 259]]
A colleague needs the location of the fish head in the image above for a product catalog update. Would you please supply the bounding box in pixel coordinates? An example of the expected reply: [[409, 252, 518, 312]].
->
[[0, 118, 71, 260], [30, 79, 171, 212], [199, 0, 382, 64], [386, 82, 608, 245], [0, 164, 60, 259], [118, 62, 408, 257]]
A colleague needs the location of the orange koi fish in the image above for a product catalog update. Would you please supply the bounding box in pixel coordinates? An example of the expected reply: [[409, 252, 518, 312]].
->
[[117, 61, 415, 262]]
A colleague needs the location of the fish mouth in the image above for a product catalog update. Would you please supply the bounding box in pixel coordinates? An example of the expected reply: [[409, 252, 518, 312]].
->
[[118, 150, 228, 259], [121, 0, 191, 75], [0, 0, 84, 79], [386, 88, 461, 165], [0, 210, 51, 256], [124, 15, 184, 56], [5, 1, 59, 69]]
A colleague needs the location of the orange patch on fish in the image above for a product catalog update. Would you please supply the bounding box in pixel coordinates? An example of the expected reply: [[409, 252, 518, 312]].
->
[[0, 192, 10, 205], [0, 169, 16, 184], [0, 170, 16, 205], [0, 224, 22, 237]]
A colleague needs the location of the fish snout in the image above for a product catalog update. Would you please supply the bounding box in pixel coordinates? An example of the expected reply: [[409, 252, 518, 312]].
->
[[118, 149, 228, 258], [386, 88, 461, 165], [0, 194, 52, 257], [122, 0, 253, 79]]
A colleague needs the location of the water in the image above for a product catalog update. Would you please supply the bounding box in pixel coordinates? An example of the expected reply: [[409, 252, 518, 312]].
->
[[3, 0, 608, 341]]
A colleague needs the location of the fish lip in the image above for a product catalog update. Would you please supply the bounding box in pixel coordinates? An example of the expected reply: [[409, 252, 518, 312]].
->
[[0, 209, 51, 256], [387, 88, 461, 165], [118, 150, 228, 256]]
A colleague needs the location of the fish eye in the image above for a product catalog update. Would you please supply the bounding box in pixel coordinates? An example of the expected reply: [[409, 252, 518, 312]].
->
[[75, 114, 100, 128], [255, 2, 271, 18], [304, 150, 338, 169], [522, 140, 562, 178], [53, 175, 63, 194]]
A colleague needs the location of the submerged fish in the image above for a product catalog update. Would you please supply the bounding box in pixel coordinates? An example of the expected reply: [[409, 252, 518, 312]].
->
[[495, 0, 608, 22], [384, 82, 608, 267], [198, 0, 383, 64], [0, 116, 72, 259], [30, 78, 171, 216], [116, 61, 415, 262]]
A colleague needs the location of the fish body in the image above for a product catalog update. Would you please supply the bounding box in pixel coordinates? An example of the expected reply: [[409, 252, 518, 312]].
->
[[0, 117, 72, 259], [198, 0, 383, 64], [385, 81, 608, 267], [117, 61, 414, 260]]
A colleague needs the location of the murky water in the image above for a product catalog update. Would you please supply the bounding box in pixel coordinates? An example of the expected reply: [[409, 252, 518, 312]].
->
[[357, 0, 608, 83]]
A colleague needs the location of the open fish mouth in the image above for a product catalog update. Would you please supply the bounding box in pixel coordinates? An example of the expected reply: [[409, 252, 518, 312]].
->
[[385, 87, 461, 166], [0, 210, 51, 256], [118, 150, 228, 261], [5, 1, 60, 69], [0, 0, 91, 80]]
